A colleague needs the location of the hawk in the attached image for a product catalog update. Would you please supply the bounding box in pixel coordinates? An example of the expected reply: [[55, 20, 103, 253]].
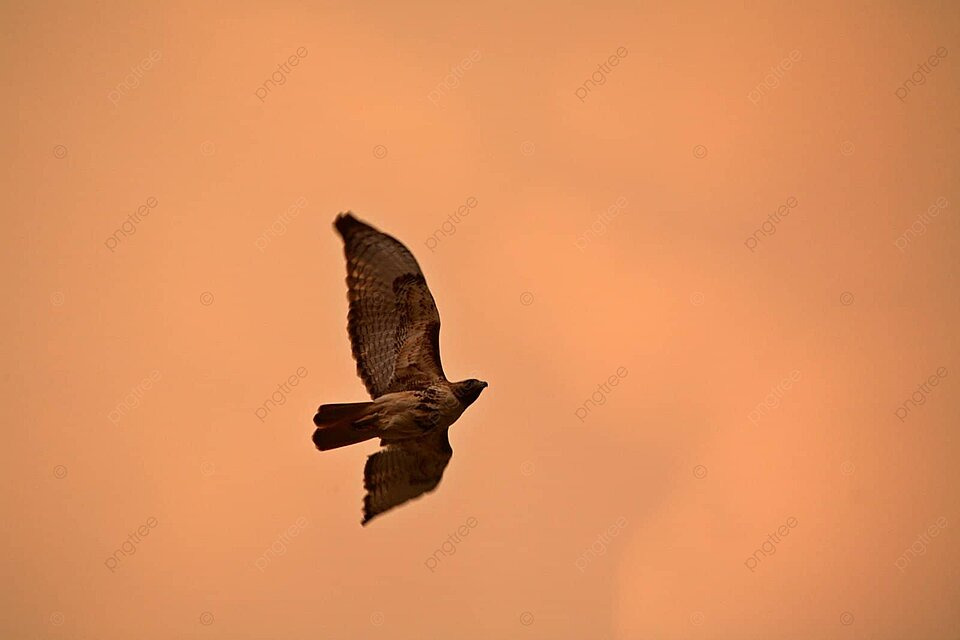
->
[[313, 212, 487, 525]]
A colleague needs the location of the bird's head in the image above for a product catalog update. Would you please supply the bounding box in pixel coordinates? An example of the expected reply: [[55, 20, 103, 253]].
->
[[454, 378, 488, 406]]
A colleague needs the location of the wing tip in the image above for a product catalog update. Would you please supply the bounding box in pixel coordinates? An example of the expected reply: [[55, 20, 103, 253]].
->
[[334, 211, 368, 236], [361, 496, 379, 526]]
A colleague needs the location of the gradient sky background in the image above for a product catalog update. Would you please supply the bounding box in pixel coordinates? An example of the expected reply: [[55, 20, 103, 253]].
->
[[3, 1, 959, 638]]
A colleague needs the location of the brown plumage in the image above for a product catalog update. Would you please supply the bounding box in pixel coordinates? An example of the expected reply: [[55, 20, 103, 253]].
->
[[313, 212, 487, 525]]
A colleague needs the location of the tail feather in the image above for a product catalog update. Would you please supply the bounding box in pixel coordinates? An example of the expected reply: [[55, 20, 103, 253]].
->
[[312, 401, 379, 451], [314, 401, 374, 425]]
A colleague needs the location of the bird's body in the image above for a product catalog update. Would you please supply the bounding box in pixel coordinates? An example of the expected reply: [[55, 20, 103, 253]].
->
[[313, 382, 469, 447], [312, 213, 487, 525]]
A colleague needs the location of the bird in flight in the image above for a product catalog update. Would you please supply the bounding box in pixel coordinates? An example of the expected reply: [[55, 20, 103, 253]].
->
[[313, 213, 487, 525]]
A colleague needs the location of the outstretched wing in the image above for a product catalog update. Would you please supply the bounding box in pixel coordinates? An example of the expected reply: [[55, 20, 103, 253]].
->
[[335, 213, 446, 399], [362, 429, 453, 525]]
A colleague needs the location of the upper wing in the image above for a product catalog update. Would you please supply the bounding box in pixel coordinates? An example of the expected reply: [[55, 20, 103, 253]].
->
[[362, 429, 453, 525], [335, 213, 446, 398]]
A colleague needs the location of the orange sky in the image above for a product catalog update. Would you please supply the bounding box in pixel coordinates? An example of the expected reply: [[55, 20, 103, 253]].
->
[[2, 1, 959, 638]]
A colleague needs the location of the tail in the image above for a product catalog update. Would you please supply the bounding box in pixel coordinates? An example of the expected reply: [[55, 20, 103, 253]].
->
[[312, 401, 379, 451]]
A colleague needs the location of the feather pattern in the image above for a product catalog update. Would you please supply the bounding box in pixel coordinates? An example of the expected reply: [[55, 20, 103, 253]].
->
[[335, 213, 446, 399]]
